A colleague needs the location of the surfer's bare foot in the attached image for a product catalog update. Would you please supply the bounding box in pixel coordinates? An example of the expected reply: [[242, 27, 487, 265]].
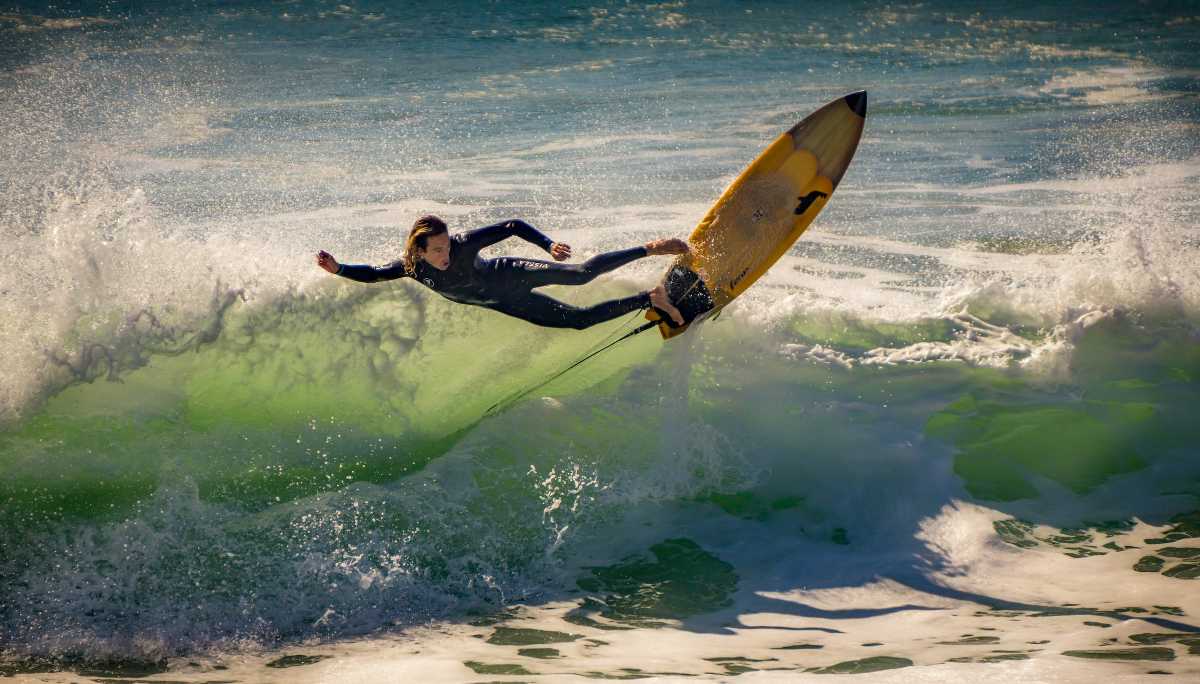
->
[[650, 285, 685, 326], [645, 237, 689, 256]]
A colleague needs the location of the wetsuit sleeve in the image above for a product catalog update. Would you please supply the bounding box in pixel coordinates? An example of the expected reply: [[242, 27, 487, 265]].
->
[[457, 219, 555, 254], [335, 260, 408, 283]]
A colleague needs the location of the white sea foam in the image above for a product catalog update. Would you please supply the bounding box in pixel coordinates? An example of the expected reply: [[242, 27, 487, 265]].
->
[[0, 13, 119, 31], [1037, 65, 1181, 105], [969, 157, 1200, 196], [0, 173, 301, 423], [84, 498, 1197, 682], [517, 133, 681, 156]]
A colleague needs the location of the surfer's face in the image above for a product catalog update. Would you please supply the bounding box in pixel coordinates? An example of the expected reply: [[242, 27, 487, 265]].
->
[[418, 232, 452, 270]]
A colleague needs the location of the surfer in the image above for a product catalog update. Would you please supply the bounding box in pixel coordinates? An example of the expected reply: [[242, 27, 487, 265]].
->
[[316, 215, 687, 329]]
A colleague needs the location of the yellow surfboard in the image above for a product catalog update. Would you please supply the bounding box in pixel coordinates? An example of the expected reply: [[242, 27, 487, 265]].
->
[[648, 91, 867, 339]]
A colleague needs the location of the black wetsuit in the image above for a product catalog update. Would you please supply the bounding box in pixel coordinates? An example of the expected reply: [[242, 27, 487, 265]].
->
[[335, 220, 651, 330]]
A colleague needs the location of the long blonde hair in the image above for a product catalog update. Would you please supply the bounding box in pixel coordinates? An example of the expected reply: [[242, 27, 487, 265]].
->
[[403, 215, 449, 276]]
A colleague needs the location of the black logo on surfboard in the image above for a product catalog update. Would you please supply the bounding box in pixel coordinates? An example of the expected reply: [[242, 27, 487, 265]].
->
[[730, 266, 751, 291], [794, 190, 828, 215]]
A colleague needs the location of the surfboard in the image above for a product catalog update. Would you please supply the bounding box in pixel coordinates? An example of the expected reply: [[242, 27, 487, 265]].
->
[[648, 91, 867, 339]]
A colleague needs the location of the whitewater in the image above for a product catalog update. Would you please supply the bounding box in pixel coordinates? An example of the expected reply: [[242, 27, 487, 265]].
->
[[1, 1, 1198, 681]]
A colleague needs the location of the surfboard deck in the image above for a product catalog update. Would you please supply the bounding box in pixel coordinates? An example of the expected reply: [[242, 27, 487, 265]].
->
[[648, 91, 867, 338]]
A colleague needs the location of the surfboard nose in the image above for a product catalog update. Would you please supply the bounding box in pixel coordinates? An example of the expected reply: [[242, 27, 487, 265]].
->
[[844, 90, 867, 117]]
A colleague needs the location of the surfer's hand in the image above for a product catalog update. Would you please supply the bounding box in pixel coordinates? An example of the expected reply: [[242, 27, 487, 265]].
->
[[645, 237, 689, 256], [650, 284, 684, 326], [316, 250, 340, 274], [550, 242, 572, 261]]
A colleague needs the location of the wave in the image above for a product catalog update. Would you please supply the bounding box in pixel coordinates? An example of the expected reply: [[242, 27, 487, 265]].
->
[[3, 26, 1199, 663], [2, 274, 1196, 661]]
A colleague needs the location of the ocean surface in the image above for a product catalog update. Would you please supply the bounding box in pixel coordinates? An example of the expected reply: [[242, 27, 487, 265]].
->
[[2, 1, 1199, 681]]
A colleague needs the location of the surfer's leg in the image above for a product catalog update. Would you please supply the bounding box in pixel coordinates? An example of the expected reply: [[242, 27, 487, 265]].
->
[[492, 290, 651, 330]]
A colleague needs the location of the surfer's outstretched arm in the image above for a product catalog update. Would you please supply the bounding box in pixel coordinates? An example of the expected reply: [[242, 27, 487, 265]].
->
[[316, 250, 407, 283], [459, 219, 570, 260], [336, 261, 408, 283]]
